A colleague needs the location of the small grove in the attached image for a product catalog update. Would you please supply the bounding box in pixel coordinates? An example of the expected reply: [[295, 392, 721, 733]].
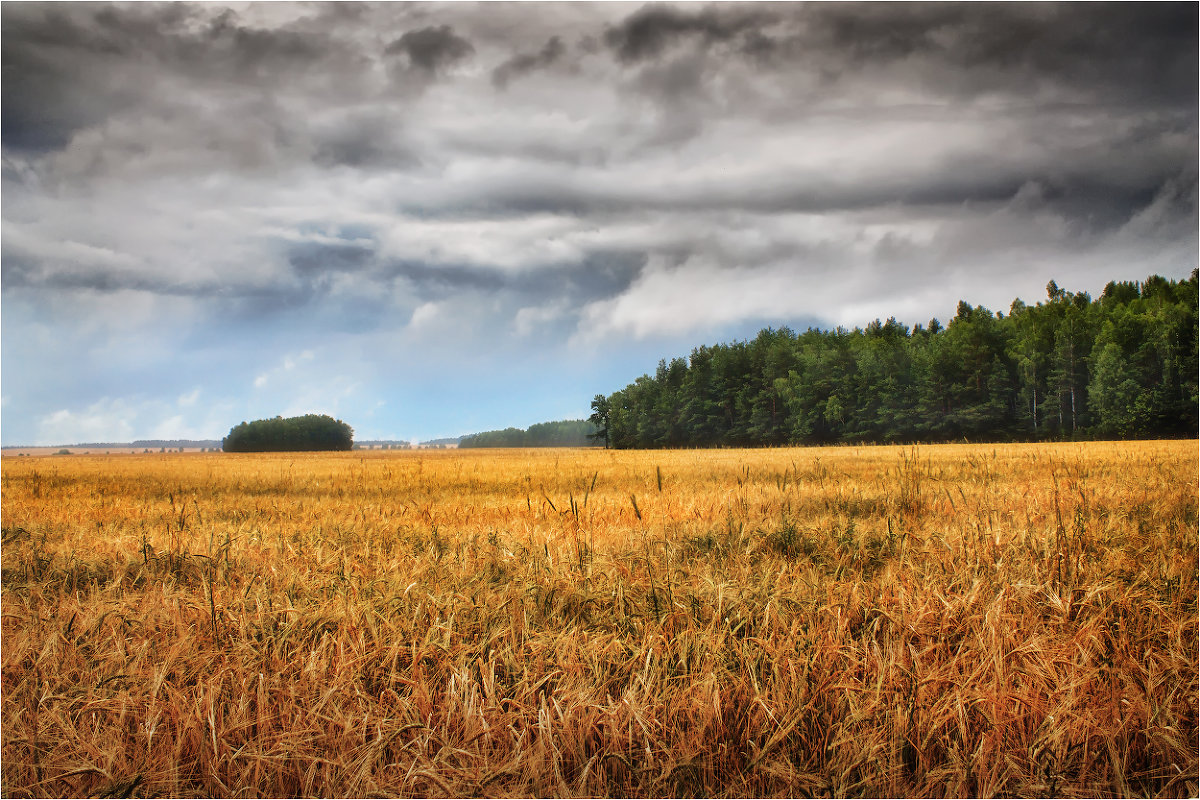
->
[[593, 273, 1198, 449], [222, 414, 353, 452], [1, 442, 1196, 797]]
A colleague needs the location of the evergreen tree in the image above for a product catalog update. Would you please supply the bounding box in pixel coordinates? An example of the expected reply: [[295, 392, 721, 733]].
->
[[592, 272, 1197, 448]]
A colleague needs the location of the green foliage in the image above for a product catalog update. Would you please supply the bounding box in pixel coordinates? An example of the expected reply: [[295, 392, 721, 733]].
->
[[588, 395, 611, 448], [459, 419, 600, 448], [222, 414, 354, 452], [599, 272, 1198, 448]]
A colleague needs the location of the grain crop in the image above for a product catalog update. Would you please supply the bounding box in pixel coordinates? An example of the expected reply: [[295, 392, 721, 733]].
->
[[2, 441, 1196, 797]]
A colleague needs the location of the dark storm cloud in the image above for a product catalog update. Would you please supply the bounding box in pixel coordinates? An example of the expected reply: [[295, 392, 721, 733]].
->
[[379, 249, 645, 306], [769, 3, 1196, 103], [2, 2, 1196, 446], [492, 36, 567, 88], [387, 152, 1191, 232], [0, 3, 167, 152], [0, 3, 364, 158], [312, 127, 414, 170], [177, 8, 336, 79], [307, 105, 420, 169], [385, 25, 475, 74], [911, 2, 1197, 98], [278, 234, 646, 312], [602, 3, 771, 64], [596, 3, 1197, 116]]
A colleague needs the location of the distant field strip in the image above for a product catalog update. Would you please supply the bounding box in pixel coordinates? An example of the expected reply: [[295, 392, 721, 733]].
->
[[2, 442, 1196, 797]]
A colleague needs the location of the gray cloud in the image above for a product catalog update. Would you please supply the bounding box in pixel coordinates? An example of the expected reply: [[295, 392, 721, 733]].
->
[[816, 3, 1196, 106], [288, 240, 375, 278], [492, 36, 567, 88], [0, 4, 161, 152], [596, 4, 1198, 120], [602, 3, 771, 64], [310, 110, 417, 169], [385, 24, 475, 75], [1, 3, 363, 153], [1, 2, 1195, 445]]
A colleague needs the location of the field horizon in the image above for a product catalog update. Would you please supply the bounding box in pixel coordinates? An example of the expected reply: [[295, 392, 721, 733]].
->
[[3, 440, 1197, 797]]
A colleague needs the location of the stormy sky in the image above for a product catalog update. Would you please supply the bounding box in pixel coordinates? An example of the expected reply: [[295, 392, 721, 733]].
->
[[2, 2, 1196, 446]]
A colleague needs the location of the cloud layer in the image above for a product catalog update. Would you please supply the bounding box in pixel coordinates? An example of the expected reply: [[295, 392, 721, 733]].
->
[[3, 2, 1196, 444]]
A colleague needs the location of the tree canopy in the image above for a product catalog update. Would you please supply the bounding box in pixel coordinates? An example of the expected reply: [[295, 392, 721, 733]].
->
[[222, 415, 354, 452], [596, 272, 1198, 448]]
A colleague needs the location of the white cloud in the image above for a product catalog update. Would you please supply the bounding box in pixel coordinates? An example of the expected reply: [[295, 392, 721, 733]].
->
[[254, 351, 316, 390], [28, 391, 251, 445], [280, 379, 360, 421], [408, 302, 440, 329], [151, 414, 203, 440], [37, 404, 136, 445], [513, 302, 568, 337]]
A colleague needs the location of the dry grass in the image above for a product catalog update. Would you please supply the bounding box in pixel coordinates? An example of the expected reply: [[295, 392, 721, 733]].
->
[[2, 441, 1196, 797]]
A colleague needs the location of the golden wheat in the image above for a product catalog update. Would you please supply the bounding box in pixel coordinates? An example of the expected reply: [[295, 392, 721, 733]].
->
[[2, 441, 1196, 797]]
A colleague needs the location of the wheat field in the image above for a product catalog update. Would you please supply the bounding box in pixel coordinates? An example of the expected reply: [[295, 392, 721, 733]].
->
[[2, 441, 1196, 797]]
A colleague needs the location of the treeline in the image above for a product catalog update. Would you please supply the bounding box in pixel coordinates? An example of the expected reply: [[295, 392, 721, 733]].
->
[[592, 273, 1198, 449], [223, 414, 354, 452], [459, 419, 599, 448], [67, 439, 223, 450]]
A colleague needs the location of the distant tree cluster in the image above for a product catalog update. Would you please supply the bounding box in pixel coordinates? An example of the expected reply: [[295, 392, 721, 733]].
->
[[592, 272, 1198, 448], [420, 437, 462, 447], [222, 415, 354, 452], [459, 419, 600, 448]]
